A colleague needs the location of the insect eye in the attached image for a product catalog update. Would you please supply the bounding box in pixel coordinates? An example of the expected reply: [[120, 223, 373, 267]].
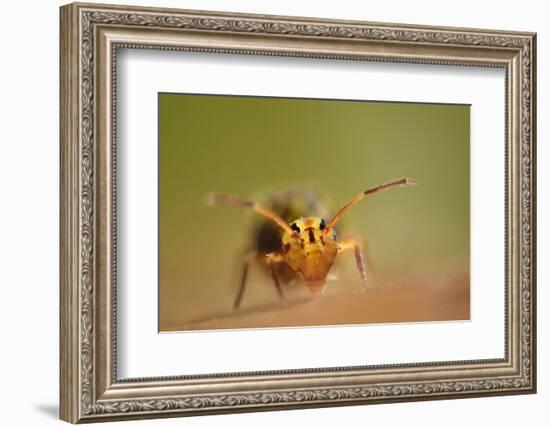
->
[[290, 223, 301, 233], [319, 219, 327, 230]]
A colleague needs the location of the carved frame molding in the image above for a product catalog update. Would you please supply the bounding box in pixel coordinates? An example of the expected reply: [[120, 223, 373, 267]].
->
[[60, 2, 536, 423]]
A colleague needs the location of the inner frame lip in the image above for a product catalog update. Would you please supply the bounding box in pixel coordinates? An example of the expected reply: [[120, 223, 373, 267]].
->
[[111, 45, 508, 383]]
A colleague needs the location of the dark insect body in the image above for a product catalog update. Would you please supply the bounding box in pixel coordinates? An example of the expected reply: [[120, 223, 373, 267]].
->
[[207, 178, 416, 309]]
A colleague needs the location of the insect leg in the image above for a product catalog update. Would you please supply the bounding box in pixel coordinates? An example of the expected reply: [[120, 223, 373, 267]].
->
[[234, 252, 257, 310], [338, 238, 368, 283], [265, 252, 285, 301]]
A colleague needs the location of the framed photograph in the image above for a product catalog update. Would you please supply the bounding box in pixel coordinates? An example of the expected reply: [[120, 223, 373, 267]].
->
[[60, 2, 537, 423]]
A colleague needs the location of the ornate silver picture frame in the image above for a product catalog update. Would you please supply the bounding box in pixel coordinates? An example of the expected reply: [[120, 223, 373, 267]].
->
[[60, 2, 536, 423]]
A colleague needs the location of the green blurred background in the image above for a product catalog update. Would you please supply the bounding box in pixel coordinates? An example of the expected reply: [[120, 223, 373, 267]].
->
[[159, 93, 470, 331]]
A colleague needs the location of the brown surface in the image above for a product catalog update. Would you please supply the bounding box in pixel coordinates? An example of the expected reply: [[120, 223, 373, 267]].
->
[[163, 268, 469, 332]]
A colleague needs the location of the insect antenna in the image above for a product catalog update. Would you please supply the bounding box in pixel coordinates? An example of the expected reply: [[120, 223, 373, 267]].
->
[[206, 193, 294, 235], [323, 177, 417, 235]]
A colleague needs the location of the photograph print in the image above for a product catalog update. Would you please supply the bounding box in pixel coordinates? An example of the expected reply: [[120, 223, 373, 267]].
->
[[158, 93, 470, 332]]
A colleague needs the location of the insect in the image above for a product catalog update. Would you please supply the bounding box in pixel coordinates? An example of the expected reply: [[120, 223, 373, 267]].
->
[[207, 177, 417, 309]]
